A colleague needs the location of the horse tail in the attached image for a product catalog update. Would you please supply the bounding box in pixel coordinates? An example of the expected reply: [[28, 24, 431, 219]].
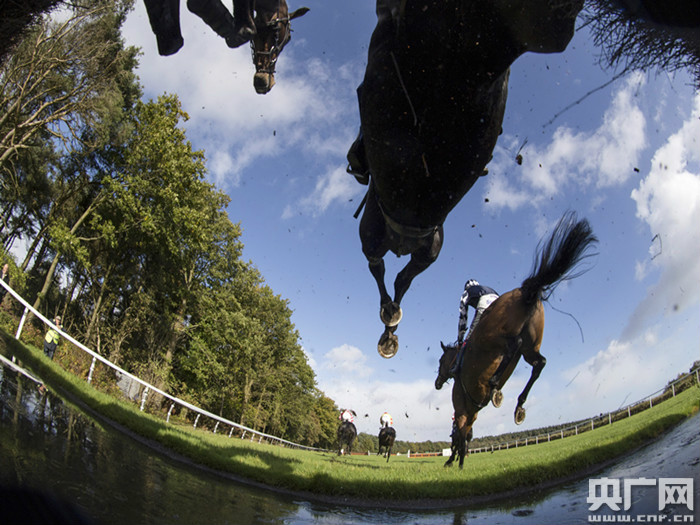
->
[[520, 211, 597, 307]]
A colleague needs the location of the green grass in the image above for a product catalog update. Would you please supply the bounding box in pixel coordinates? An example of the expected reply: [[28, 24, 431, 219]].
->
[[2, 330, 698, 503]]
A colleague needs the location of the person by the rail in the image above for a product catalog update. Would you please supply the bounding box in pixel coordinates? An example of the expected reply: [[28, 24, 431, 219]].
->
[[43, 316, 62, 360]]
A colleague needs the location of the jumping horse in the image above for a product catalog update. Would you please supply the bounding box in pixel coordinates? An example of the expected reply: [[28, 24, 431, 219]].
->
[[434, 212, 597, 468], [350, 0, 584, 357], [377, 426, 396, 462], [337, 421, 357, 456], [143, 0, 309, 93]]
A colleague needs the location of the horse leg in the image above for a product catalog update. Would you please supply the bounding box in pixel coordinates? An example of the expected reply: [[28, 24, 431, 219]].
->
[[489, 336, 522, 407], [454, 412, 477, 469], [392, 226, 443, 307], [143, 0, 184, 56], [186, 0, 243, 47], [514, 354, 546, 425], [369, 258, 400, 358], [359, 187, 402, 358]]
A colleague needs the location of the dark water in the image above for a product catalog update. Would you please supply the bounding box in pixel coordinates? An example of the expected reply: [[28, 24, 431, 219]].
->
[[1, 363, 698, 525]]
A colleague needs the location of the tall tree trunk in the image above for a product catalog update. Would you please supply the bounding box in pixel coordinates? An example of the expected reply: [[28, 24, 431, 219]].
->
[[239, 372, 254, 428], [31, 198, 100, 314], [164, 265, 195, 363], [84, 262, 112, 347]]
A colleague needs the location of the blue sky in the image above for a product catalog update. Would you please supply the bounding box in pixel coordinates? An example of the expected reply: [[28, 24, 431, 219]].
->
[[122, 1, 699, 442]]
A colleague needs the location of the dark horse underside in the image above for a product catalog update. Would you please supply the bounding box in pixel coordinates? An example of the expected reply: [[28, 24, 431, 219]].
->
[[377, 426, 396, 462], [337, 421, 357, 455], [355, 0, 583, 356]]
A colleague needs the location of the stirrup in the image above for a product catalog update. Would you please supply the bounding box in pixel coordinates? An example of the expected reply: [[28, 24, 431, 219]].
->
[[346, 164, 369, 185]]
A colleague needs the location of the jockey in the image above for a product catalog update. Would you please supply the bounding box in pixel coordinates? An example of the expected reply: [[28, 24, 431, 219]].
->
[[339, 409, 355, 423], [379, 411, 393, 428], [451, 279, 499, 376]]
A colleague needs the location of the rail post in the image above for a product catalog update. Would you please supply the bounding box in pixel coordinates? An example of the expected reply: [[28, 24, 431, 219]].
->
[[140, 386, 149, 411], [15, 307, 29, 340], [193, 413, 201, 429], [167, 403, 175, 423], [87, 356, 97, 384]]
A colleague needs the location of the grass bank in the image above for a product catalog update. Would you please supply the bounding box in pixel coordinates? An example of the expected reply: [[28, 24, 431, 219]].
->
[[2, 330, 698, 504]]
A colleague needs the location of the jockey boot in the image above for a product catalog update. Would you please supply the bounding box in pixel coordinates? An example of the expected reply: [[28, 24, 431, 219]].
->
[[346, 130, 370, 185], [449, 343, 465, 377]]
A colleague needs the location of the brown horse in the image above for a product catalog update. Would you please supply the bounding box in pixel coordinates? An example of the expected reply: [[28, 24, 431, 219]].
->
[[435, 212, 597, 468], [143, 0, 308, 93], [350, 0, 584, 358]]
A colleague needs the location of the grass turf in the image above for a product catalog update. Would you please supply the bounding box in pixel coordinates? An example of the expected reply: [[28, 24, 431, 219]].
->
[[2, 330, 698, 503]]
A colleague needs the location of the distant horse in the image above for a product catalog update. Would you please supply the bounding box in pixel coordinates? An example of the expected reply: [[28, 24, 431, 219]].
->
[[143, 0, 308, 93], [337, 421, 357, 456], [350, 0, 583, 357], [434, 212, 597, 468], [377, 426, 396, 462]]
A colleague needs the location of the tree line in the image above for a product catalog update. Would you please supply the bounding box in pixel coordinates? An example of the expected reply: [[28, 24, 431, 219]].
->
[[0, 0, 339, 449]]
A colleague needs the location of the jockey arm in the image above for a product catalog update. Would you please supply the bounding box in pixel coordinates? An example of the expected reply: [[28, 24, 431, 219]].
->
[[457, 289, 470, 344]]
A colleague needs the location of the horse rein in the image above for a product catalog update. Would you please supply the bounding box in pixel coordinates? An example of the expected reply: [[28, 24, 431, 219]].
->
[[441, 348, 490, 410], [249, 2, 291, 75]]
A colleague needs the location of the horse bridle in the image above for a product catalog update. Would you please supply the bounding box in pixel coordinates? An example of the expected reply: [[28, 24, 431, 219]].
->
[[438, 347, 490, 410], [250, 9, 291, 75]]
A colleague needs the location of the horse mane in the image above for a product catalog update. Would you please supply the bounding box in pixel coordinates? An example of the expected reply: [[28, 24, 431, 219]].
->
[[520, 211, 598, 306]]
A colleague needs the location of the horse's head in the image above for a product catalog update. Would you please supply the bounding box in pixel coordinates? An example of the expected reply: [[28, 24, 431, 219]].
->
[[250, 5, 309, 94], [435, 341, 458, 390]]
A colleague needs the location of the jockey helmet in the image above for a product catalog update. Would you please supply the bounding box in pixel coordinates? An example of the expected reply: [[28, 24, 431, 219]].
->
[[464, 279, 479, 290]]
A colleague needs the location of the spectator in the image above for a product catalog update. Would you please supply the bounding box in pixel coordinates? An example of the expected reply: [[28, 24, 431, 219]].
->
[[0, 263, 9, 300], [43, 316, 62, 360]]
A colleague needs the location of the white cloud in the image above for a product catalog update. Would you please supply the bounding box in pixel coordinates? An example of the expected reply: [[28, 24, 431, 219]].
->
[[487, 72, 648, 209], [322, 344, 372, 377], [557, 322, 695, 423], [625, 92, 700, 339], [294, 165, 364, 217], [122, 2, 360, 194]]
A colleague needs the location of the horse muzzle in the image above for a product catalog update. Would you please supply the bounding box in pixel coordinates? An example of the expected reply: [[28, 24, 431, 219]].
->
[[254, 72, 275, 94], [435, 376, 445, 390]]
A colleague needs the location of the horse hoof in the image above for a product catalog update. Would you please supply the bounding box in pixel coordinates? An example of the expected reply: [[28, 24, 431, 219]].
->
[[491, 389, 503, 408], [377, 331, 398, 358], [380, 302, 402, 327], [514, 405, 526, 425]]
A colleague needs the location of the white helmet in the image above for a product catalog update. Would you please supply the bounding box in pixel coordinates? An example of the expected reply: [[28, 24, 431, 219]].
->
[[464, 279, 479, 290]]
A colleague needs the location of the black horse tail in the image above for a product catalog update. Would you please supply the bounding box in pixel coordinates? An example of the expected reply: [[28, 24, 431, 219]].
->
[[520, 211, 598, 307]]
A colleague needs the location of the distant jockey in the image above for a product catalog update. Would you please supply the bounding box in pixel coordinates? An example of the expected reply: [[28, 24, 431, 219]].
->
[[379, 411, 393, 428], [339, 409, 356, 423], [451, 279, 499, 376]]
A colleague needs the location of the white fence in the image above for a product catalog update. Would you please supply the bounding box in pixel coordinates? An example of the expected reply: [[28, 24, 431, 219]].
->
[[465, 366, 700, 455], [0, 278, 325, 452]]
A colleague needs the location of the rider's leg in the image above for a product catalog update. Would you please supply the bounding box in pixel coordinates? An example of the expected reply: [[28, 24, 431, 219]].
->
[[144, 0, 184, 56], [347, 128, 370, 184], [187, 0, 238, 41], [347, 83, 370, 184]]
